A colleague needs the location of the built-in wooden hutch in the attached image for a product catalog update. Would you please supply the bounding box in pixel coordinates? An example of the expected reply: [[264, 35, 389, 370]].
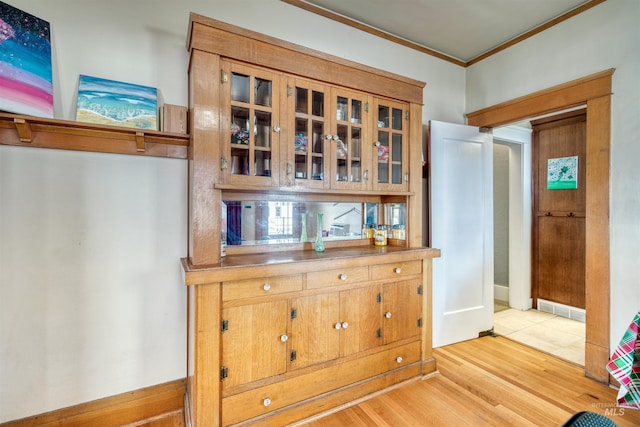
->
[[181, 13, 440, 427]]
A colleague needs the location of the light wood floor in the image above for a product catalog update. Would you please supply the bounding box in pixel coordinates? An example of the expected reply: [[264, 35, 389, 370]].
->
[[157, 336, 639, 426], [302, 336, 640, 427]]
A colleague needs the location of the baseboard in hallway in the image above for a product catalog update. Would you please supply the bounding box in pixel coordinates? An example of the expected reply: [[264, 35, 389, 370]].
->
[[494, 299, 509, 313], [494, 307, 585, 366]]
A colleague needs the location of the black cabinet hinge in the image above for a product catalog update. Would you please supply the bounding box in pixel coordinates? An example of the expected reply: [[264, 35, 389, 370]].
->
[[291, 308, 297, 319], [417, 318, 423, 328], [417, 285, 423, 295], [376, 293, 382, 303], [290, 350, 297, 362], [220, 366, 228, 381], [376, 328, 382, 338], [221, 319, 228, 332]]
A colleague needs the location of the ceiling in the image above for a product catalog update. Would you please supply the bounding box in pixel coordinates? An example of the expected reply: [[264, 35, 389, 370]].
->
[[292, 0, 596, 63]]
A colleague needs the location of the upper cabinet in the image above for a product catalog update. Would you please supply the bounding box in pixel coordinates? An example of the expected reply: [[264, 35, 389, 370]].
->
[[187, 13, 426, 264], [330, 87, 371, 191], [286, 76, 331, 189], [373, 97, 409, 192], [221, 61, 281, 186], [217, 62, 408, 192], [188, 13, 425, 196]]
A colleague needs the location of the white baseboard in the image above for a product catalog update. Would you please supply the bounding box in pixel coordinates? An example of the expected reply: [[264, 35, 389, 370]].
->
[[494, 284, 509, 302]]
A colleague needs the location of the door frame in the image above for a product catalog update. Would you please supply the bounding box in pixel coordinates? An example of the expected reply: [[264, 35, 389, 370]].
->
[[492, 126, 532, 312], [466, 68, 614, 383]]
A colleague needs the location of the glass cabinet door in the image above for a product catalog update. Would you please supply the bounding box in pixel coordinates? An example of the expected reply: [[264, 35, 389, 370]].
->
[[373, 98, 408, 191], [286, 77, 330, 189], [221, 61, 279, 186], [330, 88, 371, 191]]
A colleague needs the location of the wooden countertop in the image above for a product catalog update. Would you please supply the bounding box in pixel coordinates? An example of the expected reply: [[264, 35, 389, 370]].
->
[[181, 245, 440, 285]]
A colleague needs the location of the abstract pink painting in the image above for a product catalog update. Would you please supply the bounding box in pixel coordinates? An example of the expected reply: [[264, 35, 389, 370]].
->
[[0, 2, 53, 118]]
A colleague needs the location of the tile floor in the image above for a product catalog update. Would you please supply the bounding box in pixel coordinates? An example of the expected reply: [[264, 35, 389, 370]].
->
[[493, 301, 586, 366]]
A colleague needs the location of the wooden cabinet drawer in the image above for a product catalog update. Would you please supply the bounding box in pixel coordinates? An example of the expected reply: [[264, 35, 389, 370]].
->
[[307, 266, 369, 289], [223, 274, 303, 301], [370, 260, 422, 281], [222, 341, 420, 425]]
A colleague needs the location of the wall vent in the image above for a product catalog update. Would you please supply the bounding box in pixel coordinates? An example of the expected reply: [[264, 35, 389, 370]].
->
[[537, 298, 585, 323]]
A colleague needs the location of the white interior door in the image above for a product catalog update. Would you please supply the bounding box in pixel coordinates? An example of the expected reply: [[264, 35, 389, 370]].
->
[[430, 120, 494, 348]]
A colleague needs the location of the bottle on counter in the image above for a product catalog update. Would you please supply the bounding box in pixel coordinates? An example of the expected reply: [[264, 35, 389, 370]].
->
[[362, 223, 375, 239], [392, 224, 406, 240], [374, 225, 387, 246]]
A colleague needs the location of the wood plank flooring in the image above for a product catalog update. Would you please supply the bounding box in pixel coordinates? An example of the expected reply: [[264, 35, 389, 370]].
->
[[302, 336, 640, 426], [129, 336, 639, 426]]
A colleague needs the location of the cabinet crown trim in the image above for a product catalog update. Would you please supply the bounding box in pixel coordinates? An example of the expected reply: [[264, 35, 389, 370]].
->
[[187, 13, 425, 104]]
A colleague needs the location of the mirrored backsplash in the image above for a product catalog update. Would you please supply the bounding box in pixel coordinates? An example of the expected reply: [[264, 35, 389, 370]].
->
[[223, 200, 406, 246]]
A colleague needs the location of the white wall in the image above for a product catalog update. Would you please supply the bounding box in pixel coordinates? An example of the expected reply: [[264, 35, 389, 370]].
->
[[0, 147, 188, 421], [0, 0, 465, 422], [493, 143, 510, 287], [466, 0, 640, 349], [29, 0, 465, 124]]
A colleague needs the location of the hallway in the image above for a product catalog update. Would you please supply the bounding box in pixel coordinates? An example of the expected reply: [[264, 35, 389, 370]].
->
[[494, 303, 586, 366]]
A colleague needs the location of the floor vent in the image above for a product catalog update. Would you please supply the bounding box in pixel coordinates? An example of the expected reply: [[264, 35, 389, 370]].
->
[[537, 299, 586, 323]]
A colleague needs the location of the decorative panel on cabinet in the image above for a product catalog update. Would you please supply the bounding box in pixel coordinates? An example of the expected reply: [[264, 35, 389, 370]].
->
[[221, 300, 289, 388], [382, 278, 423, 344], [289, 293, 341, 369], [222, 274, 302, 301], [339, 285, 382, 357]]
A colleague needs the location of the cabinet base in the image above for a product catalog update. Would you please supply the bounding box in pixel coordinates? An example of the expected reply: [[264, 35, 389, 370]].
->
[[228, 364, 420, 427], [287, 375, 422, 427], [421, 356, 437, 376]]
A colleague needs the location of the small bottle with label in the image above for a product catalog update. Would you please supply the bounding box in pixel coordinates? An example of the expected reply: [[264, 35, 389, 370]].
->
[[363, 224, 375, 239], [374, 225, 387, 246], [392, 224, 406, 240]]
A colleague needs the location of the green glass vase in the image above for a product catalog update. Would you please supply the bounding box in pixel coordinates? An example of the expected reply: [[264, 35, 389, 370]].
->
[[314, 212, 325, 252]]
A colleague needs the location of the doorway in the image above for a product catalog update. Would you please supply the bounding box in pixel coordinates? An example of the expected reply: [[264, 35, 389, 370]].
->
[[466, 69, 613, 382], [491, 122, 586, 366]]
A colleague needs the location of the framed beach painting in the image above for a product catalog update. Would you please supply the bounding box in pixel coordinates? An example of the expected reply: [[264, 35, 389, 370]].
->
[[76, 74, 157, 130], [0, 1, 53, 118]]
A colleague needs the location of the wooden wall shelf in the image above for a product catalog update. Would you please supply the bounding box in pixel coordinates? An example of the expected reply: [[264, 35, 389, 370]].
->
[[0, 113, 189, 159]]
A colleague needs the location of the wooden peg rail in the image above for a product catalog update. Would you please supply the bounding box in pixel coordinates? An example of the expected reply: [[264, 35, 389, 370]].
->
[[0, 113, 189, 159], [13, 118, 33, 142]]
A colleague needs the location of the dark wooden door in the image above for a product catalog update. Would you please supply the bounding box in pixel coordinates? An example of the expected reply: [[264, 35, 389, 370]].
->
[[532, 110, 586, 309]]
